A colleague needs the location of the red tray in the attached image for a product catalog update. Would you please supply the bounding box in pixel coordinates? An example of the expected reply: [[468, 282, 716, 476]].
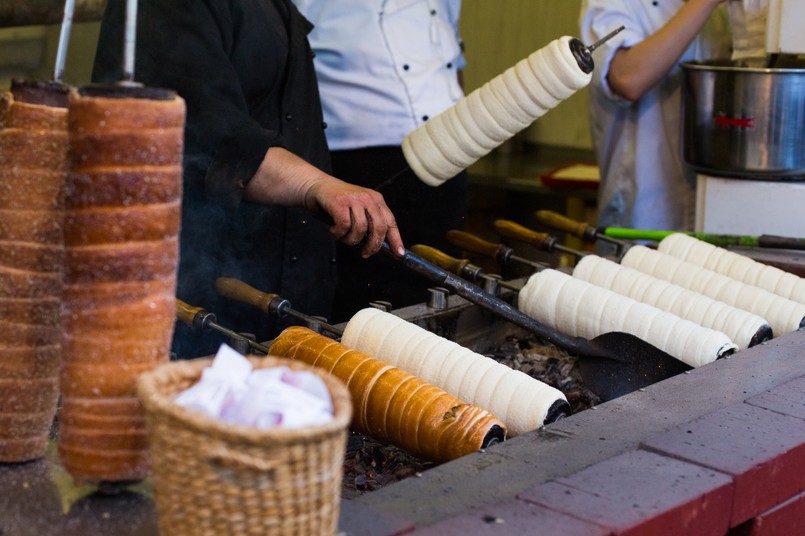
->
[[540, 163, 600, 190]]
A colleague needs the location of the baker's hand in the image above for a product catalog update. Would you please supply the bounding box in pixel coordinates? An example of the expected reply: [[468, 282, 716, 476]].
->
[[305, 177, 405, 258], [246, 147, 405, 258]]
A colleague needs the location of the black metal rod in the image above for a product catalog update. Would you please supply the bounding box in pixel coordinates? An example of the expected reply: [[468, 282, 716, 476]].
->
[[381, 243, 599, 356], [587, 25, 625, 53], [484, 275, 521, 293], [276, 302, 343, 338], [208, 321, 270, 355], [508, 253, 548, 271]]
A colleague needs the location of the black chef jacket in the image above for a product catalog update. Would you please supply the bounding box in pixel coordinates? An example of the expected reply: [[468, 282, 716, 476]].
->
[[92, 0, 337, 358]]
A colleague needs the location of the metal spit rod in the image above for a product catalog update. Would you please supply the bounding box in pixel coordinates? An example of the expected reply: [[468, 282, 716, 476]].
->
[[535, 210, 629, 256], [176, 299, 270, 355], [493, 219, 588, 260], [409, 244, 524, 292], [122, 0, 138, 84], [446, 229, 549, 272], [587, 25, 625, 54], [214, 277, 344, 338], [570, 25, 625, 74], [272, 299, 343, 337], [380, 242, 595, 351], [53, 0, 75, 82]]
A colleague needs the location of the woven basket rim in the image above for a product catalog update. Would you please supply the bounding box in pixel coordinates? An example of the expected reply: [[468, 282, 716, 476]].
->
[[137, 355, 352, 446]]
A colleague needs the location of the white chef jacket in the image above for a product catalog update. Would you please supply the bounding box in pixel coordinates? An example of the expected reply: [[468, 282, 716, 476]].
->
[[580, 0, 731, 231], [294, 0, 465, 150]]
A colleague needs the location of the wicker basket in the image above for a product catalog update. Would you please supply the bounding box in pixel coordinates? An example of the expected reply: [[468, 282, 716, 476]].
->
[[137, 356, 352, 536]]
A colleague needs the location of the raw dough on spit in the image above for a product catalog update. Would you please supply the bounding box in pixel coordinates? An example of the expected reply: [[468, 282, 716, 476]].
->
[[342, 307, 567, 436]]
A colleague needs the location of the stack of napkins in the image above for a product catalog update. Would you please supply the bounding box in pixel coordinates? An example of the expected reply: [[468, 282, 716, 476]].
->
[[174, 344, 334, 428]]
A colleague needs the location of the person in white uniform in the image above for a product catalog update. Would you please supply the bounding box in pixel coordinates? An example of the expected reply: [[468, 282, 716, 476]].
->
[[294, 0, 467, 322], [580, 0, 731, 240]]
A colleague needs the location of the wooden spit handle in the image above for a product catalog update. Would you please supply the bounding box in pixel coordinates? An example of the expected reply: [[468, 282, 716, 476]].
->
[[445, 229, 505, 259], [535, 210, 594, 240], [410, 244, 521, 292], [493, 219, 557, 252], [447, 229, 548, 271], [410, 244, 474, 277], [175, 297, 269, 354], [215, 277, 279, 314], [215, 277, 343, 337], [536, 210, 627, 255], [176, 298, 202, 327]]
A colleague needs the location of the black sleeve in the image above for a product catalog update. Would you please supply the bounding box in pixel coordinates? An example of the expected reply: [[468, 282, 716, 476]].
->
[[92, 0, 287, 207]]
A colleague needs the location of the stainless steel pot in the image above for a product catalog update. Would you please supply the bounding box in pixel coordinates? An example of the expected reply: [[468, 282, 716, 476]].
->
[[681, 59, 805, 180]]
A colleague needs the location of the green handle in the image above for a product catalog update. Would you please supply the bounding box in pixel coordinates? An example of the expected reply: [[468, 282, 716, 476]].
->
[[602, 228, 761, 248]]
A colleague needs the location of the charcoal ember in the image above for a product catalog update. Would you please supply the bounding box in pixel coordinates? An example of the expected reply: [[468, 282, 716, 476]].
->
[[342, 433, 434, 500], [485, 335, 600, 415]]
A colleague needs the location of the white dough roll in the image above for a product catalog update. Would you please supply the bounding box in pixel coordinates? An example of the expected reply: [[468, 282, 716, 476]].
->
[[397, 334, 443, 374], [443, 352, 486, 395], [478, 79, 533, 134], [481, 372, 534, 423], [423, 109, 480, 166], [514, 60, 561, 110], [622, 246, 805, 336], [485, 75, 534, 127], [418, 340, 460, 380], [542, 34, 594, 90], [573, 255, 772, 349], [658, 233, 805, 305], [527, 49, 570, 103], [456, 358, 497, 399], [404, 123, 464, 187], [499, 66, 549, 119], [402, 36, 592, 187], [463, 89, 513, 145], [442, 106, 489, 159], [345, 308, 395, 358], [342, 307, 568, 436], [470, 365, 512, 412], [451, 102, 499, 153], [516, 269, 737, 368], [376, 320, 423, 360]]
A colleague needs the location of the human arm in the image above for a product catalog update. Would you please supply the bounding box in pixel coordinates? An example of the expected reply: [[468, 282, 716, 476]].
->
[[93, 0, 403, 258], [607, 0, 727, 101], [245, 147, 405, 258]]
